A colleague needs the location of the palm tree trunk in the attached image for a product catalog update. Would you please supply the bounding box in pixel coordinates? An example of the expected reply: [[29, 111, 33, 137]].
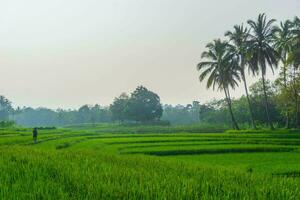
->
[[293, 86, 299, 127], [283, 63, 290, 128], [261, 74, 274, 129], [296, 94, 299, 128], [293, 66, 299, 128], [241, 69, 256, 129], [291, 82, 299, 128], [224, 88, 240, 130]]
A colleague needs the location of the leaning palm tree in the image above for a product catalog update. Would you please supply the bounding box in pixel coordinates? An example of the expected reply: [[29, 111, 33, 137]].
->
[[247, 13, 278, 129], [197, 39, 240, 130], [225, 24, 256, 129], [273, 20, 293, 127]]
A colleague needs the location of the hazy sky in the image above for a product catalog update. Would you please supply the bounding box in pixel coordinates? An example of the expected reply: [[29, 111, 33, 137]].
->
[[0, 0, 299, 109]]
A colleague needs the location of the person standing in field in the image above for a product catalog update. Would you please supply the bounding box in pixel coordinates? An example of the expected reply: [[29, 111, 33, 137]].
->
[[33, 128, 38, 144]]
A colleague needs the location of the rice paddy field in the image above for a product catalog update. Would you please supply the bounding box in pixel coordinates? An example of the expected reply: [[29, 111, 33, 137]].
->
[[1, 125, 300, 199]]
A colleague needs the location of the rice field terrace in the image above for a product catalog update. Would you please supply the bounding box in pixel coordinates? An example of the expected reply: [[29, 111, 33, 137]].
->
[[1, 125, 300, 199]]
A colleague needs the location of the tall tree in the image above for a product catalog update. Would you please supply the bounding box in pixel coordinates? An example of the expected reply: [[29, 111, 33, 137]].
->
[[77, 105, 91, 123], [273, 20, 293, 127], [289, 17, 300, 67], [126, 86, 163, 122], [225, 24, 256, 129], [287, 17, 300, 126], [109, 93, 130, 123], [197, 39, 240, 130], [0, 96, 13, 121], [247, 13, 278, 129]]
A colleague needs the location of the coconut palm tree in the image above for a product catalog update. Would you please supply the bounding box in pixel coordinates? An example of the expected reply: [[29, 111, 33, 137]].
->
[[273, 20, 293, 127], [290, 17, 300, 67], [247, 13, 278, 129], [197, 39, 240, 130], [287, 17, 300, 127], [225, 24, 256, 129]]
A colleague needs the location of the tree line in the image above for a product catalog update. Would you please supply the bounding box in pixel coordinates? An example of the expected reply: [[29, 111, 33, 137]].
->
[[0, 78, 298, 128], [197, 14, 300, 130], [0, 86, 165, 127]]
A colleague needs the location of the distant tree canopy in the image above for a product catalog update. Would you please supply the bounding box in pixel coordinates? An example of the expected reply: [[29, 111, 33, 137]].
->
[[162, 101, 200, 125], [3, 68, 300, 128], [2, 86, 163, 127], [0, 96, 13, 121], [127, 86, 163, 122], [110, 93, 129, 122], [0, 78, 286, 128], [12, 105, 111, 127], [110, 86, 163, 123]]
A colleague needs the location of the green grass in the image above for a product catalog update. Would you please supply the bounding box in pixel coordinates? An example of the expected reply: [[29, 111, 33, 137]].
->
[[64, 123, 228, 133], [1, 126, 300, 199]]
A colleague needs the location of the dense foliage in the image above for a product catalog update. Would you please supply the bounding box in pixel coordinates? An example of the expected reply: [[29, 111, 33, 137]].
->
[[0, 96, 13, 121], [11, 105, 111, 127], [2, 79, 300, 128], [110, 86, 163, 123], [162, 101, 200, 124], [7, 86, 164, 127], [197, 14, 300, 129]]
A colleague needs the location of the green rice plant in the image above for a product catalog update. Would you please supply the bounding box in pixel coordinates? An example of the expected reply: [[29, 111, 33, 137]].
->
[[1, 127, 300, 199]]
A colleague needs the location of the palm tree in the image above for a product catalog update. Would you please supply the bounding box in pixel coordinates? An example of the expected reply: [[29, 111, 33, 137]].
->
[[290, 17, 300, 67], [247, 13, 278, 129], [287, 17, 300, 127], [273, 20, 293, 128], [225, 24, 256, 129], [197, 39, 240, 130]]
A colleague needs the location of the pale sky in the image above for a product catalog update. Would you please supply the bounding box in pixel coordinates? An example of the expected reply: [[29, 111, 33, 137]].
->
[[0, 0, 299, 109]]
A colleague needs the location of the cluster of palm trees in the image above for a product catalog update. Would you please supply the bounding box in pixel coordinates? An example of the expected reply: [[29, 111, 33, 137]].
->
[[197, 14, 300, 130]]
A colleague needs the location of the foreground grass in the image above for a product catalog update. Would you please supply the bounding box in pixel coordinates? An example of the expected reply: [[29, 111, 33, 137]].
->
[[1, 147, 300, 199], [1, 126, 300, 199]]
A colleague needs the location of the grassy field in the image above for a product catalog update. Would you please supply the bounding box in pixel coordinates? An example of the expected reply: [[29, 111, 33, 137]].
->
[[1, 125, 300, 199]]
